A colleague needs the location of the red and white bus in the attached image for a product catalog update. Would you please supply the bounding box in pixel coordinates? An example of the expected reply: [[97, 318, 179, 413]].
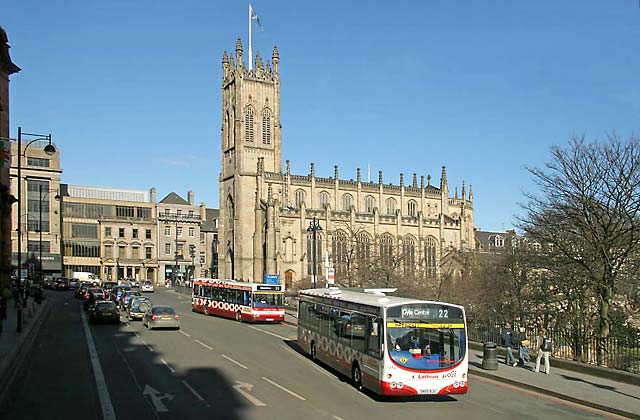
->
[[297, 288, 468, 396], [191, 278, 285, 323]]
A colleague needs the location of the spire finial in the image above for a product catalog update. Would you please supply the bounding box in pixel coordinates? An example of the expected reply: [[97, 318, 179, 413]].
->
[[462, 181, 466, 200], [420, 175, 425, 189], [310, 162, 315, 177], [357, 168, 361, 182], [440, 166, 448, 190], [469, 184, 474, 201], [400, 173, 404, 187], [427, 174, 432, 186], [285, 159, 290, 175], [334, 165, 339, 179], [378, 170, 383, 185], [412, 173, 417, 188]]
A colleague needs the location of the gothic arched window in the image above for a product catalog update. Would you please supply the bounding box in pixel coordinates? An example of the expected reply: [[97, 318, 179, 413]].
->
[[319, 191, 330, 209], [380, 234, 394, 265], [386, 198, 397, 215], [364, 196, 375, 213], [245, 106, 255, 142], [262, 108, 271, 145], [425, 236, 437, 278], [403, 235, 416, 278], [306, 232, 323, 277], [342, 194, 353, 211], [356, 232, 371, 263], [295, 189, 305, 208], [407, 200, 417, 217], [332, 230, 348, 279]]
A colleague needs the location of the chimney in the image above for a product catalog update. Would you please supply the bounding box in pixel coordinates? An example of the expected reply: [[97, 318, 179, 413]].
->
[[200, 202, 206, 220], [188, 190, 194, 205], [150, 187, 157, 203]]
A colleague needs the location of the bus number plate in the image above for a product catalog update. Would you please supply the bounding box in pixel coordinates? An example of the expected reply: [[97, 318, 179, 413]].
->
[[420, 389, 438, 395]]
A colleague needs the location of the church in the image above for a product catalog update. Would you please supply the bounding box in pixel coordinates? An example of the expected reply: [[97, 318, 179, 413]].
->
[[217, 38, 475, 290]]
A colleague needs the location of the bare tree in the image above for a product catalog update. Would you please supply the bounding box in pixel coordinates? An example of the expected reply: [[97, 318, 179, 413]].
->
[[519, 134, 640, 363]]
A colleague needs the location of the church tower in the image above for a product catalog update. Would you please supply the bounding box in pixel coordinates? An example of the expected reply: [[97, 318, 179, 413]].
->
[[218, 38, 282, 280]]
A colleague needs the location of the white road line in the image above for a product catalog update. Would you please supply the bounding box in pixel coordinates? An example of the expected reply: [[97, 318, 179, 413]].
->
[[262, 377, 306, 401], [179, 330, 191, 337], [160, 358, 176, 374], [247, 325, 289, 340], [332, 416, 345, 420], [181, 380, 210, 407], [81, 310, 117, 420], [194, 339, 213, 350], [221, 354, 248, 369]]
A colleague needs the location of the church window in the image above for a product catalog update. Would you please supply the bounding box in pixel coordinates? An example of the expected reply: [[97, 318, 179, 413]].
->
[[494, 235, 504, 248], [306, 232, 323, 277], [425, 236, 437, 278], [295, 189, 305, 208], [364, 196, 375, 213], [342, 194, 353, 211], [319, 191, 330, 209], [332, 231, 348, 280], [356, 232, 371, 263], [380, 234, 394, 265], [245, 106, 255, 142], [402, 236, 416, 278], [262, 109, 271, 145], [407, 200, 417, 217], [386, 198, 397, 215]]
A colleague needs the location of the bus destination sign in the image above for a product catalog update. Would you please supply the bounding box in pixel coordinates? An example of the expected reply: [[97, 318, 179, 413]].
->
[[387, 304, 464, 321]]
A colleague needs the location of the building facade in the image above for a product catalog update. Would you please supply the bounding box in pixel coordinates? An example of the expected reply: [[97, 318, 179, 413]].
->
[[201, 208, 219, 278], [61, 184, 158, 282], [218, 39, 475, 288], [10, 140, 63, 280], [1, 27, 20, 293], [157, 191, 206, 283]]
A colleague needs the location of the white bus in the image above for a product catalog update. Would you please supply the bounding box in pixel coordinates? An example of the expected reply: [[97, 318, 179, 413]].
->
[[297, 288, 468, 396], [192, 278, 285, 323]]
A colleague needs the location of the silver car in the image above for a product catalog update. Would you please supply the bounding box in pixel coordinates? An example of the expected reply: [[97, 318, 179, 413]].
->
[[143, 305, 180, 330]]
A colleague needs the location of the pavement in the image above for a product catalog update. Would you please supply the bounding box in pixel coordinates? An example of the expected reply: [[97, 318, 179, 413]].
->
[[0, 292, 51, 403]]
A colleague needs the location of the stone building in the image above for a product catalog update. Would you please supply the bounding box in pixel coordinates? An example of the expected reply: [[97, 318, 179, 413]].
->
[[200, 208, 220, 278], [10, 140, 63, 280], [217, 38, 475, 289], [61, 184, 158, 282], [157, 191, 206, 283], [1, 27, 20, 291]]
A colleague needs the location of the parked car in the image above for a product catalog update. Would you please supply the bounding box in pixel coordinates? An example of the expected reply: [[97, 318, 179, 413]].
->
[[143, 306, 180, 330], [88, 300, 120, 324], [128, 297, 151, 321], [141, 280, 154, 293]]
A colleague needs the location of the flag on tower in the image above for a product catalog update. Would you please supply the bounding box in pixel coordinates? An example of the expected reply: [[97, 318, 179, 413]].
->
[[250, 4, 263, 31]]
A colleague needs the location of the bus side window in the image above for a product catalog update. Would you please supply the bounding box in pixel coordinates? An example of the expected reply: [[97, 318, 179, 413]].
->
[[366, 316, 381, 359], [243, 291, 250, 306]]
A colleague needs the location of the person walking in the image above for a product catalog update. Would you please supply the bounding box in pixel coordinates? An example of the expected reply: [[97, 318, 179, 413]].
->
[[502, 322, 517, 366], [517, 326, 530, 367], [535, 327, 552, 374]]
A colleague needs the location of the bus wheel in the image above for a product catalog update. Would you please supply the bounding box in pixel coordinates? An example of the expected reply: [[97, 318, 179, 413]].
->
[[204, 306, 209, 316], [352, 363, 362, 390], [235, 311, 242, 322], [310, 341, 317, 362]]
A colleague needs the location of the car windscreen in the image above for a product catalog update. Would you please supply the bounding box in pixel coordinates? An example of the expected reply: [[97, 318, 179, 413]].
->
[[152, 307, 175, 315]]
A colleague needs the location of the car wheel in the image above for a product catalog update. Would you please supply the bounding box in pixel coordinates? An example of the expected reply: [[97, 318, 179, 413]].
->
[[235, 311, 242, 322]]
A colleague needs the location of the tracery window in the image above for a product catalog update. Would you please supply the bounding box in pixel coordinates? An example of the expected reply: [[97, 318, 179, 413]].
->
[[245, 106, 255, 142]]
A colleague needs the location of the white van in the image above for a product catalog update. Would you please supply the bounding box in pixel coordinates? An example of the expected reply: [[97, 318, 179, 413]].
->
[[71, 271, 99, 286]]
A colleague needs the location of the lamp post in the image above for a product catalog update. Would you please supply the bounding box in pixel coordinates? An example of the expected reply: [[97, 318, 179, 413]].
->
[[306, 217, 322, 289], [15, 127, 55, 333]]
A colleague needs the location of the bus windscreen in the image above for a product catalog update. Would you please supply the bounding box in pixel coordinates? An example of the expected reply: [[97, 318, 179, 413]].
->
[[252, 292, 283, 308], [386, 304, 466, 371]]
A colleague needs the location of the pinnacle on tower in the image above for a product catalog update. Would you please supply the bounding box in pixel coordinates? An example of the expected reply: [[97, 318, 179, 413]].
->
[[420, 175, 425, 189], [427, 174, 432, 186], [357, 168, 361, 182], [272, 45, 279, 75], [255, 51, 264, 71], [334, 165, 339, 179], [400, 173, 404, 187], [379, 171, 383, 185], [440, 166, 448, 190], [286, 159, 290, 175], [222, 50, 229, 64], [310, 162, 315, 177], [455, 187, 459, 199], [469, 184, 474, 201], [412, 173, 418, 188], [462, 181, 466, 200], [235, 37, 243, 68]]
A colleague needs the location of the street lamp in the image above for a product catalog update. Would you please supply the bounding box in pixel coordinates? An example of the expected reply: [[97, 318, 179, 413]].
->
[[306, 217, 322, 289], [15, 127, 55, 333]]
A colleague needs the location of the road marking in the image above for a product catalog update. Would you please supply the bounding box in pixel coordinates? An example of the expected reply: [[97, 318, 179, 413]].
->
[[143, 384, 173, 413], [262, 377, 306, 401], [160, 358, 176, 374], [233, 381, 266, 407], [194, 339, 213, 350], [332, 416, 345, 420], [247, 325, 289, 340], [181, 380, 210, 407], [179, 330, 191, 337], [81, 310, 117, 420], [221, 354, 248, 369]]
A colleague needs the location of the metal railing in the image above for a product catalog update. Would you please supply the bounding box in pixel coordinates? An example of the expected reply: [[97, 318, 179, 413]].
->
[[467, 320, 640, 374]]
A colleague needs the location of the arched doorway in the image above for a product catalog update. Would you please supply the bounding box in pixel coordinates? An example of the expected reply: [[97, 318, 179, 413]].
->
[[284, 270, 295, 291]]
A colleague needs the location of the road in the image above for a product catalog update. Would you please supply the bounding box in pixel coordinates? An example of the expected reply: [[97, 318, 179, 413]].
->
[[0, 289, 616, 420]]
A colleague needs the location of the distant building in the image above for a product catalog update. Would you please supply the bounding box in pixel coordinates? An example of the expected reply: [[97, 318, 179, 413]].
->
[[474, 229, 517, 253], [61, 184, 158, 282], [200, 208, 220, 278], [1, 27, 21, 288]]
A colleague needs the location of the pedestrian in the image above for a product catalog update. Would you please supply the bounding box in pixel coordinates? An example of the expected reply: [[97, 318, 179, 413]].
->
[[516, 326, 530, 367], [535, 327, 552, 374], [502, 322, 517, 366]]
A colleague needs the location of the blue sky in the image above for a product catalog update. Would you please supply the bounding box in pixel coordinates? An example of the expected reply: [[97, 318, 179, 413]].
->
[[4, 0, 639, 231]]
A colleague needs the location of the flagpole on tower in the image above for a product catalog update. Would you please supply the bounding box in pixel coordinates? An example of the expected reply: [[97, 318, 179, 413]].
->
[[249, 4, 253, 71]]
